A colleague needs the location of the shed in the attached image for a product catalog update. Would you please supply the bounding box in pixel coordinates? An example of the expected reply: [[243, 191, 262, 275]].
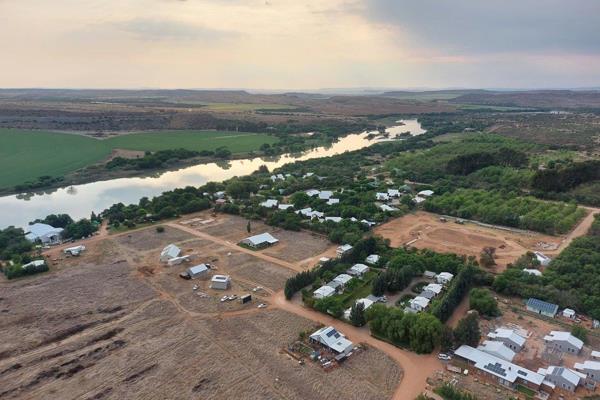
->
[[25, 223, 64, 244], [365, 254, 380, 265], [187, 264, 209, 279], [160, 244, 181, 263], [210, 275, 231, 290], [534, 251, 552, 267], [562, 308, 576, 319], [241, 232, 279, 248], [526, 298, 558, 318]]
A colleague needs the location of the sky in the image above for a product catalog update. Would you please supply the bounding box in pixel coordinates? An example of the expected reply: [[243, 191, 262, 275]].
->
[[1, 0, 599, 90]]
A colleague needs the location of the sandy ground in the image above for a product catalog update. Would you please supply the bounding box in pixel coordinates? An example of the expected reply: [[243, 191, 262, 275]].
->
[[374, 212, 565, 271], [0, 224, 404, 400]]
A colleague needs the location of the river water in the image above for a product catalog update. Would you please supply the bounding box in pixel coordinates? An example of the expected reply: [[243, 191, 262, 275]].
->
[[0, 120, 424, 229]]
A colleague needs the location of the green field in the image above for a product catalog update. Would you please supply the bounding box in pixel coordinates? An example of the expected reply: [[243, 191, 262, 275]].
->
[[0, 129, 278, 190]]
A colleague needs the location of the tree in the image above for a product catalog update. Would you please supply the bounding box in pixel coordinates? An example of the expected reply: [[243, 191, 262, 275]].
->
[[314, 297, 344, 318], [440, 326, 455, 353], [479, 247, 496, 268], [571, 325, 588, 344], [372, 273, 387, 297], [469, 288, 500, 317], [349, 301, 366, 327], [246, 221, 251, 233], [454, 313, 480, 347], [410, 313, 443, 354]]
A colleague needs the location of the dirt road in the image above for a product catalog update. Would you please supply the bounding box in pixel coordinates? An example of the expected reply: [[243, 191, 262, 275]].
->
[[548, 206, 599, 255], [272, 291, 442, 400]]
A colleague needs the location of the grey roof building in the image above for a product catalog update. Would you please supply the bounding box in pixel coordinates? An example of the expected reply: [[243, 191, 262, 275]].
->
[[526, 298, 559, 318], [538, 366, 584, 392], [575, 360, 600, 382], [543, 331, 584, 354], [241, 232, 279, 248]]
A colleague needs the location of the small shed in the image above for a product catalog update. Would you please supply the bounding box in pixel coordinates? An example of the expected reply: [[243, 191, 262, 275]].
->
[[241, 232, 279, 249], [240, 294, 252, 304], [160, 244, 181, 263], [187, 264, 209, 279], [210, 275, 231, 290], [562, 308, 576, 320]]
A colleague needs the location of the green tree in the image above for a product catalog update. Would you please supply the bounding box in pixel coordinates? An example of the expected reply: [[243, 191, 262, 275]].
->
[[246, 221, 251, 233], [454, 313, 481, 347], [410, 313, 443, 354], [469, 288, 500, 317], [349, 301, 366, 327], [571, 325, 588, 344]]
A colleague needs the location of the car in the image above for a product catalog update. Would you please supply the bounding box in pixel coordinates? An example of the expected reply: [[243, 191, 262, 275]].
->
[[438, 353, 451, 361], [257, 303, 268, 308], [220, 295, 228, 302]]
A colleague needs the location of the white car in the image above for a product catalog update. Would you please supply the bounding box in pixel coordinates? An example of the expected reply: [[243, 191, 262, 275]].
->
[[257, 303, 268, 308], [220, 295, 228, 302], [438, 353, 451, 361]]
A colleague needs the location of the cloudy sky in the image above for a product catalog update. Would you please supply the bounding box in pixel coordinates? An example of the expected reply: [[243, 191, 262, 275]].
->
[[1, 0, 599, 90]]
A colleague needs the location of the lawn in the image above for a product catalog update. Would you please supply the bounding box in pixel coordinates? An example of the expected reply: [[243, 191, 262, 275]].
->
[[105, 130, 278, 153], [0, 129, 278, 190], [0, 129, 111, 189]]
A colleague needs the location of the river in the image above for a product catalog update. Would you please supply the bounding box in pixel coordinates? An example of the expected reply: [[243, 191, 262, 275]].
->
[[0, 120, 425, 229]]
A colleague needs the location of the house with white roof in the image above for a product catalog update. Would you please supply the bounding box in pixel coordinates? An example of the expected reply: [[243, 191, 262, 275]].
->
[[278, 204, 294, 210], [326, 198, 339, 205], [418, 189, 434, 197], [333, 273, 353, 287], [538, 366, 585, 392], [562, 308, 576, 320], [409, 296, 430, 312], [523, 268, 542, 276], [302, 172, 314, 178], [478, 340, 516, 362], [347, 263, 369, 277], [241, 232, 279, 249], [160, 244, 181, 263], [336, 244, 353, 257], [375, 192, 389, 201], [424, 283, 443, 296], [387, 189, 400, 197], [343, 298, 374, 319], [365, 254, 380, 265], [309, 326, 353, 355], [324, 216, 342, 223], [379, 204, 398, 212], [575, 360, 600, 382], [487, 328, 526, 352], [210, 274, 231, 290], [260, 199, 279, 208], [454, 345, 545, 391], [313, 285, 336, 299], [305, 189, 320, 197], [318, 191, 333, 200], [436, 272, 454, 285], [413, 196, 427, 204], [361, 219, 376, 227], [187, 264, 209, 279], [534, 251, 552, 267], [592, 350, 600, 360], [544, 331, 583, 354], [25, 223, 64, 244]]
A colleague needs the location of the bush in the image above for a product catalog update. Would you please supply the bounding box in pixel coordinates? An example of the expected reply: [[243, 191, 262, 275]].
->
[[469, 288, 500, 317], [156, 226, 165, 233]]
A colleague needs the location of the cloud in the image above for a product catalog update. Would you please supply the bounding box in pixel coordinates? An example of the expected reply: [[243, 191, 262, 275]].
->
[[360, 0, 600, 55], [115, 18, 237, 41]]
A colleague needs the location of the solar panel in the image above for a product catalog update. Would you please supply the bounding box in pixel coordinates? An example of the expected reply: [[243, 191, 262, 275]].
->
[[518, 370, 527, 376], [484, 362, 507, 377]]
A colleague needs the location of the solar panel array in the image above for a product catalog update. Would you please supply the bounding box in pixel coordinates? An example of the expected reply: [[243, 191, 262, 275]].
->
[[484, 362, 507, 377]]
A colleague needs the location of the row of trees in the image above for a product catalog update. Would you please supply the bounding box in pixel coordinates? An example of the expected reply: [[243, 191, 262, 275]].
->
[[430, 265, 477, 323], [106, 148, 203, 170], [425, 188, 586, 235], [446, 148, 527, 176], [532, 160, 600, 193]]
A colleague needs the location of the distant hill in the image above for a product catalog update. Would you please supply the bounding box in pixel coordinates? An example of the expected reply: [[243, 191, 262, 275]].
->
[[450, 90, 600, 109]]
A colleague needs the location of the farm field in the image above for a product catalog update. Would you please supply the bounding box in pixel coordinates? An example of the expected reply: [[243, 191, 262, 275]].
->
[[0, 128, 278, 190], [374, 211, 563, 271], [0, 224, 401, 400]]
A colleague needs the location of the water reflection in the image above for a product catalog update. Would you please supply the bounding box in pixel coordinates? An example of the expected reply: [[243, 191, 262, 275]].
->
[[0, 120, 424, 228]]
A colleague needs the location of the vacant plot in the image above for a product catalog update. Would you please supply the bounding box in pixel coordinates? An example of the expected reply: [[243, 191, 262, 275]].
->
[[374, 212, 562, 271], [113, 225, 194, 252], [0, 231, 400, 400], [0, 129, 278, 190]]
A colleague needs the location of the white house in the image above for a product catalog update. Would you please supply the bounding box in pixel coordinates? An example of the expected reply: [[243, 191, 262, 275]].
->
[[160, 244, 181, 263], [260, 199, 279, 208], [326, 198, 340, 205], [387, 189, 400, 197], [25, 223, 64, 244], [436, 272, 454, 285], [379, 204, 398, 212], [478, 340, 516, 362], [487, 328, 526, 352], [309, 326, 353, 355], [210, 275, 231, 290], [534, 251, 552, 267], [424, 283, 443, 296], [305, 189, 320, 197], [365, 254, 380, 265], [333, 273, 354, 287], [375, 192, 390, 201], [318, 191, 333, 200], [523, 268, 542, 276], [278, 204, 294, 210], [418, 189, 434, 197], [361, 219, 376, 227], [409, 296, 430, 312], [313, 285, 336, 299], [344, 298, 374, 319], [562, 308, 576, 320], [538, 366, 585, 392], [324, 216, 343, 223], [574, 360, 600, 383], [347, 263, 369, 277], [336, 244, 353, 257], [187, 264, 209, 279], [544, 331, 583, 354], [241, 232, 279, 248]]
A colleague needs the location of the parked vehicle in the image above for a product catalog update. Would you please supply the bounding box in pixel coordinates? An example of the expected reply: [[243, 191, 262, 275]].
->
[[438, 353, 451, 361]]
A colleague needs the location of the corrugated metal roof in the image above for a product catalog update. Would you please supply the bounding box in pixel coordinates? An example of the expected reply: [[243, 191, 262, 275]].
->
[[526, 298, 558, 315]]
